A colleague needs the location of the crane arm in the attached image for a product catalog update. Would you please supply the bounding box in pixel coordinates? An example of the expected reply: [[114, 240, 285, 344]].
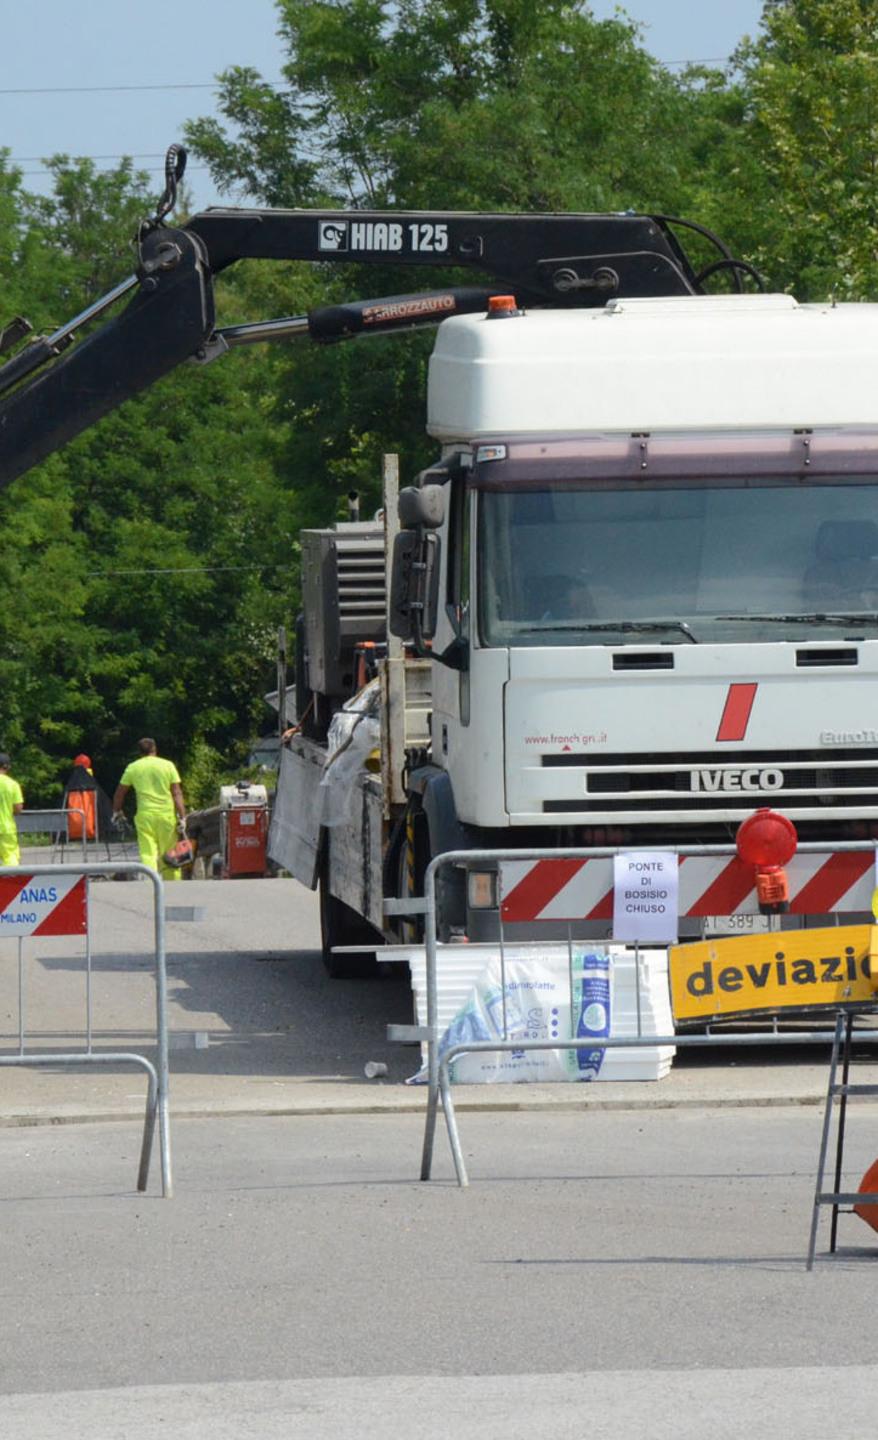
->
[[0, 146, 747, 491]]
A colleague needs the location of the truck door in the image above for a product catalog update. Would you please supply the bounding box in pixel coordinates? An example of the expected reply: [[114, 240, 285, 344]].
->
[[430, 473, 471, 755]]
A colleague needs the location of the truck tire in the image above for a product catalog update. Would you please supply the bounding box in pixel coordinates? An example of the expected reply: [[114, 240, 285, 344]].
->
[[319, 870, 380, 979]]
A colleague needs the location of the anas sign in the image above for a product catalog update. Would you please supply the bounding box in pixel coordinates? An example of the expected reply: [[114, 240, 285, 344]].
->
[[670, 925, 878, 1022], [0, 874, 88, 937]]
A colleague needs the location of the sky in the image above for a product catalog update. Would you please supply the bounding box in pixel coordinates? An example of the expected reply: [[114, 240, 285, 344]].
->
[[2, 1, 766, 213]]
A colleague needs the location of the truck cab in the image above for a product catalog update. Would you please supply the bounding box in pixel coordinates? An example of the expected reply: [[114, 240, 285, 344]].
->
[[421, 293, 878, 854]]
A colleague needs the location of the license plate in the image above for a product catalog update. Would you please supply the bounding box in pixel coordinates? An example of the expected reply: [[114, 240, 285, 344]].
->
[[702, 913, 771, 936]]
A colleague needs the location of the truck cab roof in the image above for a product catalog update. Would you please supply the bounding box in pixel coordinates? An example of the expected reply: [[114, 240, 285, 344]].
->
[[426, 294, 878, 441]]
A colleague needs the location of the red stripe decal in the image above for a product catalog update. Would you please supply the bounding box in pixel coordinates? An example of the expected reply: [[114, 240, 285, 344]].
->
[[789, 852, 874, 915], [716, 683, 758, 742], [587, 887, 615, 921], [501, 858, 586, 921], [683, 856, 756, 917], [0, 875, 29, 909], [32, 878, 88, 936]]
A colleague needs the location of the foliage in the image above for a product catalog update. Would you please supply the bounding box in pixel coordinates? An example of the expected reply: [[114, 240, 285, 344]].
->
[[182, 737, 231, 811], [191, 2, 695, 214], [684, 1, 878, 299], [0, 158, 295, 804], [186, 1, 711, 517]]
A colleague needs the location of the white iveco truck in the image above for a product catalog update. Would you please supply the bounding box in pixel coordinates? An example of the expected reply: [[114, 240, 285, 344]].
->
[[271, 291, 878, 973], [2, 164, 874, 974]]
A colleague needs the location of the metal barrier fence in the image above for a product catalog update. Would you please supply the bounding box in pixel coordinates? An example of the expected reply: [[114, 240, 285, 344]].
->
[[16, 808, 88, 864], [404, 844, 878, 1264], [0, 862, 172, 1197]]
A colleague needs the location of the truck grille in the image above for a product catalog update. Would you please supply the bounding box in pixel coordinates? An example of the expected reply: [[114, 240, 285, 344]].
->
[[541, 747, 878, 814]]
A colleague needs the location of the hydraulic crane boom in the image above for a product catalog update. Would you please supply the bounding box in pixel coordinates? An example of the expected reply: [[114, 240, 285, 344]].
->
[[0, 146, 755, 491]]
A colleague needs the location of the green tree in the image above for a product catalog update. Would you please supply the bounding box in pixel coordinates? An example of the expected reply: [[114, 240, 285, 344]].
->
[[69, 338, 294, 785], [188, 1, 697, 213], [0, 158, 138, 797], [700, 0, 878, 298], [185, 1, 713, 519], [0, 157, 294, 802]]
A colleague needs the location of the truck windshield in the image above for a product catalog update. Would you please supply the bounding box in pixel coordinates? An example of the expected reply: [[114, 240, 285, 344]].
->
[[477, 479, 878, 646]]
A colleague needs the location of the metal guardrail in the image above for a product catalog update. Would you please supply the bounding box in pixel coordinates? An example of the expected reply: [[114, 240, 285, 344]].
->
[[0, 861, 172, 1197], [406, 843, 878, 1267]]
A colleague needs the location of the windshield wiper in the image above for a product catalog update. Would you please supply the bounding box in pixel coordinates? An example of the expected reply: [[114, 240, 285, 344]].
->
[[530, 619, 699, 643], [716, 612, 878, 627]]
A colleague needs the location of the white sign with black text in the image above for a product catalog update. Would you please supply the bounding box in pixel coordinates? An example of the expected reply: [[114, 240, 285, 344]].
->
[[612, 852, 679, 944]]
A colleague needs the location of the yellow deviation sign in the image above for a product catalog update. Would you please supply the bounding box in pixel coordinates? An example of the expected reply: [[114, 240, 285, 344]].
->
[[669, 925, 878, 1024]]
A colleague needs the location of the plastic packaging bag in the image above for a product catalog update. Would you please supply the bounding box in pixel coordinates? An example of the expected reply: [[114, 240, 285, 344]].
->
[[319, 678, 381, 827], [409, 950, 612, 1084]]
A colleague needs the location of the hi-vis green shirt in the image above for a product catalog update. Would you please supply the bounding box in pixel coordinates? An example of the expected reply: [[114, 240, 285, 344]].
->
[[120, 756, 181, 818], [0, 772, 23, 836]]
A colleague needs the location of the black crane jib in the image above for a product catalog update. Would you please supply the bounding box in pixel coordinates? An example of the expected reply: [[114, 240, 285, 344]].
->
[[0, 146, 752, 491]]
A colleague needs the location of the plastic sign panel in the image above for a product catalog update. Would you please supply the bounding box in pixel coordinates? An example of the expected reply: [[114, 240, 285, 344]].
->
[[612, 852, 678, 944], [670, 924, 878, 1023], [0, 874, 88, 937]]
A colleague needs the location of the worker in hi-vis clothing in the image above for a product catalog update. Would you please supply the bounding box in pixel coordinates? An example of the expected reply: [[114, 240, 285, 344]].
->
[[0, 752, 24, 865], [112, 738, 187, 880]]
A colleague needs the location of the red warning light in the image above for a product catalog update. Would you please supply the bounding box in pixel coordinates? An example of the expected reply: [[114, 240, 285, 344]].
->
[[854, 1157, 878, 1235], [736, 809, 798, 915], [736, 809, 798, 867]]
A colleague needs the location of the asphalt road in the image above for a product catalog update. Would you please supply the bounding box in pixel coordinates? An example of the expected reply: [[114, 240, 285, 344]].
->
[[1, 1106, 877, 1437], [3, 872, 875, 1122], [3, 872, 878, 1435], [0, 874, 419, 1117]]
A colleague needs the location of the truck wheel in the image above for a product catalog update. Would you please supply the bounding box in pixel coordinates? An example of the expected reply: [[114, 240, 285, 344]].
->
[[319, 873, 379, 979]]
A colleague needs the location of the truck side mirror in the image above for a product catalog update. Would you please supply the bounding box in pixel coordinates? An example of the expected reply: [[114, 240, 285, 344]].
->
[[389, 530, 441, 640], [398, 483, 446, 530]]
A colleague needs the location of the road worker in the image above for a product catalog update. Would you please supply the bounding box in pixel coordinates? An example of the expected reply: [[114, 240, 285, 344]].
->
[[0, 752, 24, 866], [112, 738, 187, 880]]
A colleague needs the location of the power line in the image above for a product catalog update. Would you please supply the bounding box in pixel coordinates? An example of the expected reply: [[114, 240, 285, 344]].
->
[[4, 48, 743, 179], [0, 79, 287, 96], [663, 56, 734, 68], [17, 164, 213, 178], [12, 152, 170, 162], [86, 563, 292, 577], [0, 53, 740, 99]]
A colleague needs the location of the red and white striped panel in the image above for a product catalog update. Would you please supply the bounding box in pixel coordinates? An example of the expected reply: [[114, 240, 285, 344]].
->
[[0, 874, 88, 937], [500, 852, 876, 923]]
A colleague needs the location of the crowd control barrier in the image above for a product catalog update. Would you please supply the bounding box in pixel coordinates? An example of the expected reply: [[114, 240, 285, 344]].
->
[[0, 862, 172, 1197], [808, 1010, 878, 1269], [16, 807, 88, 864], [398, 843, 878, 1267]]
